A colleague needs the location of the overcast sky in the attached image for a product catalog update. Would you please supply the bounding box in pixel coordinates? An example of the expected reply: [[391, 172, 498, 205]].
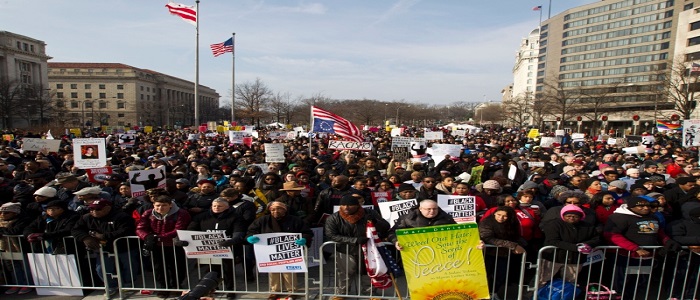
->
[[1, 0, 593, 106]]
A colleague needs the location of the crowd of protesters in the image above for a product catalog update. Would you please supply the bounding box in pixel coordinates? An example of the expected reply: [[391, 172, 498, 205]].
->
[[0, 126, 699, 300]]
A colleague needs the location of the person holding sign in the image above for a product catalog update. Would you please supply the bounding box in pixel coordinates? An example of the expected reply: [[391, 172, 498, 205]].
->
[[478, 206, 526, 299], [324, 194, 390, 299], [388, 199, 456, 250], [246, 201, 313, 300]]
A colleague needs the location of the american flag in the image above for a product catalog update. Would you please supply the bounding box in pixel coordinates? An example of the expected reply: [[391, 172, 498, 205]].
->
[[210, 38, 234, 57], [533, 5, 542, 11], [165, 2, 197, 26], [311, 106, 363, 143], [362, 220, 393, 289]]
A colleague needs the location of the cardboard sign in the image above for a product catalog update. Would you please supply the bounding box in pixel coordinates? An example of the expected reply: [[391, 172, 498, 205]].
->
[[128, 168, 167, 197], [176, 230, 234, 259], [264, 143, 286, 163], [252, 232, 307, 273], [683, 119, 700, 147], [424, 131, 444, 140], [327, 140, 373, 151], [527, 129, 539, 138], [539, 136, 562, 148], [118, 133, 136, 148], [22, 138, 61, 153]]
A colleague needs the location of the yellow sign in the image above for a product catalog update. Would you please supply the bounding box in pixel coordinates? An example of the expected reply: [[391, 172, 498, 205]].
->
[[2, 134, 14, 142], [144, 126, 153, 133], [216, 125, 225, 133], [527, 129, 539, 138], [396, 223, 489, 300], [69, 128, 82, 136], [223, 121, 230, 127]]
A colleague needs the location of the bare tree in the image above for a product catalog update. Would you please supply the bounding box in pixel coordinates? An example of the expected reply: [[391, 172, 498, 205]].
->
[[475, 103, 505, 124], [502, 92, 533, 127], [268, 92, 292, 123], [663, 57, 698, 120], [0, 79, 21, 128], [578, 81, 623, 135], [235, 78, 272, 127], [538, 78, 583, 125]]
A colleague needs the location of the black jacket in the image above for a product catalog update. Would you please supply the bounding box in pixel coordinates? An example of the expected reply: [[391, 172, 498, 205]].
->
[[308, 186, 353, 225], [71, 208, 136, 252], [542, 218, 602, 263], [247, 214, 313, 244], [388, 207, 456, 244], [188, 208, 247, 244], [24, 210, 80, 246], [324, 208, 390, 254]]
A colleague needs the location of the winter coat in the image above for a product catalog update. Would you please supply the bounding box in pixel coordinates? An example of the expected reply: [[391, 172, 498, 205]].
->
[[666, 214, 700, 246], [324, 208, 390, 254], [24, 210, 79, 253], [478, 217, 526, 257], [188, 207, 247, 244], [542, 218, 602, 263], [388, 206, 456, 244], [71, 207, 136, 252], [307, 186, 354, 225], [136, 204, 191, 246], [484, 206, 542, 241], [603, 204, 671, 257]]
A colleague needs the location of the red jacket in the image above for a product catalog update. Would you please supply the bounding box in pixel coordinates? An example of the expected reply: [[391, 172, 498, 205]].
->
[[666, 163, 684, 178], [136, 206, 191, 246]]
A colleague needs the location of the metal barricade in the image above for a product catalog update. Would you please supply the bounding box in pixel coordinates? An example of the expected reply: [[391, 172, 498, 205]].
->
[[112, 236, 310, 300], [481, 244, 528, 300], [0, 234, 110, 296], [531, 245, 700, 300]]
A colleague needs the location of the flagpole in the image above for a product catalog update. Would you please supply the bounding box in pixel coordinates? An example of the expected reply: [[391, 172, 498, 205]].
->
[[539, 5, 543, 28], [231, 32, 236, 124], [309, 104, 314, 157], [548, 0, 552, 19], [194, 0, 200, 126]]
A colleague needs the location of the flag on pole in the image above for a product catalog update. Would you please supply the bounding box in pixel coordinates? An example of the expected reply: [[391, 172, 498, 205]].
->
[[692, 62, 700, 73], [165, 2, 197, 26], [362, 220, 393, 289], [533, 5, 542, 11], [210, 38, 234, 57], [311, 106, 364, 142], [657, 120, 682, 131]]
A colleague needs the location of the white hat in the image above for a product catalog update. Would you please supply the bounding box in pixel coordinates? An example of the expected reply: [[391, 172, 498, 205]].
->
[[74, 186, 103, 196], [33, 186, 57, 198]]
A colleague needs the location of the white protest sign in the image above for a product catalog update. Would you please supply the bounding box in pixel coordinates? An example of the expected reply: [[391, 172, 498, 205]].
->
[[424, 131, 444, 140], [118, 133, 136, 148], [268, 132, 288, 140], [228, 131, 247, 144], [176, 230, 234, 259], [430, 144, 463, 165], [253, 232, 307, 273], [390, 128, 403, 137], [28, 254, 83, 296], [683, 119, 700, 147], [582, 249, 605, 267], [528, 161, 545, 168], [22, 138, 62, 153], [378, 199, 417, 226], [437, 194, 477, 223], [72, 138, 107, 169], [555, 130, 565, 136], [128, 168, 167, 197], [622, 145, 647, 154], [572, 133, 585, 140], [391, 136, 412, 147], [327, 140, 373, 151], [264, 143, 286, 163], [452, 129, 466, 137], [539, 136, 562, 148]]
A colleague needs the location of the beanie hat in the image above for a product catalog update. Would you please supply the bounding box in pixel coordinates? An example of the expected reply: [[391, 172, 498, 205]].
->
[[482, 180, 501, 190], [339, 194, 360, 206], [626, 196, 650, 208], [608, 180, 627, 190], [560, 204, 585, 220], [397, 183, 416, 193]]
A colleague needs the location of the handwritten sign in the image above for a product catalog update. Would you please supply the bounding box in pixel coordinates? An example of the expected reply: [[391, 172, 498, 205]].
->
[[327, 140, 373, 151], [264, 143, 286, 163], [424, 131, 444, 140], [252, 232, 307, 273], [22, 138, 61, 153]]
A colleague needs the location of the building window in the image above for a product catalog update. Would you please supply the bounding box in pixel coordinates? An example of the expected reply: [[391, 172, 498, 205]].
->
[[117, 102, 125, 109], [147, 95, 150, 100], [70, 84, 77, 89], [71, 92, 78, 98], [141, 94, 144, 100], [56, 92, 64, 98], [71, 101, 78, 108], [118, 121, 125, 126], [16, 41, 21, 49], [140, 86, 144, 91], [117, 93, 124, 99], [56, 84, 63, 89], [118, 113, 125, 118], [85, 92, 92, 98], [99, 93, 106, 99], [30, 45, 34, 52], [99, 84, 106, 89], [117, 85, 124, 90], [99, 102, 107, 109], [84, 102, 93, 109], [84, 84, 91, 89], [688, 37, 700, 47], [685, 3, 694, 10]]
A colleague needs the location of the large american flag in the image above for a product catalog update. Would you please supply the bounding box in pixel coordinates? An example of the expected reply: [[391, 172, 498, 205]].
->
[[210, 38, 234, 57], [311, 106, 363, 142], [165, 2, 197, 26]]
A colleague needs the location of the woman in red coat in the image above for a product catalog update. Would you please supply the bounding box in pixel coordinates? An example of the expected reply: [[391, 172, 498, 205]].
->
[[136, 195, 191, 298]]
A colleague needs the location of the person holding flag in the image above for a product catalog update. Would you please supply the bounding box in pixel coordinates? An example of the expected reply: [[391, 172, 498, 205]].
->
[[324, 194, 390, 300]]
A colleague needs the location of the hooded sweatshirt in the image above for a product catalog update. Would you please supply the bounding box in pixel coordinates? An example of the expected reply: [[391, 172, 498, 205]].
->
[[603, 204, 670, 257]]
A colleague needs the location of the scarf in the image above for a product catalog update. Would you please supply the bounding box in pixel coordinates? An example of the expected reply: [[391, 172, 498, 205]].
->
[[587, 187, 600, 195], [339, 207, 365, 224]]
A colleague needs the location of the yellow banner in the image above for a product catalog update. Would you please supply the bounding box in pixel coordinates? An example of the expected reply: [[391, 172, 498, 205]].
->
[[527, 128, 539, 138], [223, 121, 230, 127], [396, 223, 489, 300], [216, 125, 225, 133], [69, 128, 81, 136], [2, 134, 13, 142], [144, 126, 153, 133]]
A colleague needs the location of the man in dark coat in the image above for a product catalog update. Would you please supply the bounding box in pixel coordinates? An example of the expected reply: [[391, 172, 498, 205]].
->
[[388, 199, 455, 250]]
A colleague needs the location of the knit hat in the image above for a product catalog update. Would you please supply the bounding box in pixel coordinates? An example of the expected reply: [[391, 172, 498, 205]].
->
[[626, 196, 650, 208], [676, 176, 696, 185], [339, 194, 360, 206], [608, 180, 627, 190], [562, 166, 576, 174], [45, 200, 68, 210], [0, 202, 21, 214], [560, 204, 585, 220], [482, 180, 501, 190], [397, 183, 416, 193]]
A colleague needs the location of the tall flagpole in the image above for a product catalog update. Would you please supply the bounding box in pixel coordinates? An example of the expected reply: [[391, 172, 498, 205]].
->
[[231, 32, 236, 123], [194, 0, 201, 126], [309, 104, 314, 156], [548, 0, 552, 19]]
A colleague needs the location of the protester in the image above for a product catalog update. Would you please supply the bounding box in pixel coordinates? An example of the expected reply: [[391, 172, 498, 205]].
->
[[388, 199, 455, 250]]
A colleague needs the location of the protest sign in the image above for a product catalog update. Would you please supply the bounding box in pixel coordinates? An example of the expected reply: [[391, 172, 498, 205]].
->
[[268, 131, 289, 140], [437, 195, 477, 223], [22, 138, 61, 153], [571, 133, 585, 140], [87, 167, 112, 183], [390, 127, 403, 137], [370, 191, 391, 206], [424, 131, 443, 140], [410, 138, 429, 162], [176, 230, 234, 259], [539, 136, 562, 148], [451, 129, 466, 137], [253, 232, 308, 273], [527, 129, 539, 138], [118, 133, 136, 148], [327, 140, 373, 151], [264, 143, 286, 163], [128, 168, 167, 197], [528, 161, 545, 168], [28, 254, 83, 296], [144, 126, 152, 133], [73, 138, 107, 169], [378, 199, 418, 226], [683, 119, 700, 147], [430, 144, 463, 165], [396, 223, 489, 299], [641, 135, 655, 148]]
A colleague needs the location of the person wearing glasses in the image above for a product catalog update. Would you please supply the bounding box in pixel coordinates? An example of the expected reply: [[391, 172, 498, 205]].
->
[[71, 198, 138, 296], [666, 156, 687, 179], [416, 176, 446, 201], [388, 199, 456, 251]]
